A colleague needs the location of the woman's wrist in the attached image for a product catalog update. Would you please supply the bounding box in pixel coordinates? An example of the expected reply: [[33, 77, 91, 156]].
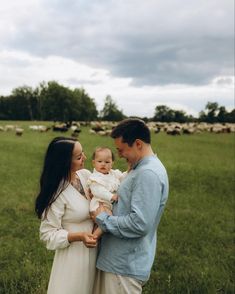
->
[[68, 232, 84, 243]]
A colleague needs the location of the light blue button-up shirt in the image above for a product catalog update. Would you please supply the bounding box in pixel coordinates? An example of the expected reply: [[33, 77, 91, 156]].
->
[[96, 155, 169, 281]]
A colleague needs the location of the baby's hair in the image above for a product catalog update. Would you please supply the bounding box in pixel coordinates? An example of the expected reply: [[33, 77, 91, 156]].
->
[[92, 147, 115, 161]]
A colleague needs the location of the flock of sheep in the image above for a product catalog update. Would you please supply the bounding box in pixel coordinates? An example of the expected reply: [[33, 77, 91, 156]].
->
[[0, 121, 234, 137], [89, 121, 235, 136]]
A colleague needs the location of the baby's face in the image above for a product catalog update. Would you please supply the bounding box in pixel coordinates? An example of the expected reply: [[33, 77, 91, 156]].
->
[[93, 149, 113, 174]]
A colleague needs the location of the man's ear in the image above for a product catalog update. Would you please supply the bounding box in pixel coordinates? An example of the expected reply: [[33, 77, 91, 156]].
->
[[135, 139, 143, 150]]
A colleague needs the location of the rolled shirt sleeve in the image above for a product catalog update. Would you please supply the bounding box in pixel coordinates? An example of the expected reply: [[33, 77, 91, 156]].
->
[[40, 194, 70, 250], [96, 170, 162, 239]]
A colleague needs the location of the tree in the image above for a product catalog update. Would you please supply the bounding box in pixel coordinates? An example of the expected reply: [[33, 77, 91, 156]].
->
[[173, 110, 188, 123], [73, 88, 98, 121], [226, 109, 235, 123], [217, 106, 227, 123], [0, 96, 11, 120], [100, 95, 126, 121], [37, 82, 98, 121], [198, 102, 234, 123], [153, 105, 193, 122], [39, 81, 77, 121], [0, 81, 98, 121], [153, 105, 175, 122], [6, 86, 39, 120], [205, 102, 219, 123], [198, 110, 206, 122]]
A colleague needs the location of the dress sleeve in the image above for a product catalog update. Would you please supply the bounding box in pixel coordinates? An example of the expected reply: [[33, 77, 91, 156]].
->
[[40, 194, 70, 250]]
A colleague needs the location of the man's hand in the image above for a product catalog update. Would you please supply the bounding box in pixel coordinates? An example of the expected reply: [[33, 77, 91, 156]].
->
[[90, 203, 112, 222]]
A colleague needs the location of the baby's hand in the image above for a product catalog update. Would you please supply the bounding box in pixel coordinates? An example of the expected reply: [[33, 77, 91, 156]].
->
[[111, 194, 118, 202]]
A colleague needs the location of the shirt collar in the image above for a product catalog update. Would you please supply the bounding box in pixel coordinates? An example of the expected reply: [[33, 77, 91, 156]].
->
[[132, 155, 156, 170]]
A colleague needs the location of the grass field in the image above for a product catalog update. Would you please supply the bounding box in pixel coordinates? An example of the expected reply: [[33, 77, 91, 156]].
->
[[0, 121, 234, 294]]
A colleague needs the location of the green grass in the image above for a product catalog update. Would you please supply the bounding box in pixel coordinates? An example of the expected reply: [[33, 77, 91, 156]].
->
[[0, 121, 234, 294]]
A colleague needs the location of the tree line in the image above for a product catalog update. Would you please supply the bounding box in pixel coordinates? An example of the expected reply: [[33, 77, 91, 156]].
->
[[0, 82, 98, 121], [152, 102, 235, 123], [0, 81, 234, 123]]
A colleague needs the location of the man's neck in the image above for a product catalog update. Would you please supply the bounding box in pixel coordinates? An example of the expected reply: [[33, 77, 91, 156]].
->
[[134, 145, 154, 165], [141, 145, 154, 158]]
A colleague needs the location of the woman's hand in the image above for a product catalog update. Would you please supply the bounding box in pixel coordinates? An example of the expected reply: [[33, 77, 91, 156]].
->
[[68, 232, 97, 248], [80, 232, 97, 248]]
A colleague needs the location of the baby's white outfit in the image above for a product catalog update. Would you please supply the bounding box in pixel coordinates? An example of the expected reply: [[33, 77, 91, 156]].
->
[[87, 169, 127, 211]]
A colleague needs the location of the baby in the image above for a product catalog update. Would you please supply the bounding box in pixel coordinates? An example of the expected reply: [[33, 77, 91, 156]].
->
[[87, 146, 127, 212]]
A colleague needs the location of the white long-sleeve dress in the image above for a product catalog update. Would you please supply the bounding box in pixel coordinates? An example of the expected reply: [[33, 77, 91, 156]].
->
[[40, 169, 97, 294]]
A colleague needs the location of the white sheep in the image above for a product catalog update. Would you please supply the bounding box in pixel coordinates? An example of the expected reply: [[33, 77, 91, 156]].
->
[[15, 128, 24, 136]]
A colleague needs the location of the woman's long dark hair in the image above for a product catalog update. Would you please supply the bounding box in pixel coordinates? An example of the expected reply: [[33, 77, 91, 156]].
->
[[35, 137, 78, 219]]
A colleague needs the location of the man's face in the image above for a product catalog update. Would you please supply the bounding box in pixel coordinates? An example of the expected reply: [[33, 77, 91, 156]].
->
[[114, 137, 139, 167]]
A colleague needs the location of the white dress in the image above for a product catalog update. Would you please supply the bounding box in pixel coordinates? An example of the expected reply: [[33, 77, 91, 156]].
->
[[40, 169, 97, 294]]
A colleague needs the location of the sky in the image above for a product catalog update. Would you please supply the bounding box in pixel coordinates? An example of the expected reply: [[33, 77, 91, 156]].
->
[[0, 0, 234, 118]]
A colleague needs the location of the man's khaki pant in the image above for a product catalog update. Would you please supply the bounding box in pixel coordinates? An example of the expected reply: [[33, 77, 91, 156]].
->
[[93, 270, 143, 294]]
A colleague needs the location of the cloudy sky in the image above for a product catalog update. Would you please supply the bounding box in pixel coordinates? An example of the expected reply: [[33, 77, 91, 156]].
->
[[0, 0, 234, 117]]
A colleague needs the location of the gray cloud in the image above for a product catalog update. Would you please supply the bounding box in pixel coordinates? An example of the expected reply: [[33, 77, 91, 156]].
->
[[2, 0, 234, 86], [66, 78, 101, 86], [216, 77, 234, 86]]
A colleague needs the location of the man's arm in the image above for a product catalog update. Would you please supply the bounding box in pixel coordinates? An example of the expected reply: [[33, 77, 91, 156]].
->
[[95, 170, 162, 239]]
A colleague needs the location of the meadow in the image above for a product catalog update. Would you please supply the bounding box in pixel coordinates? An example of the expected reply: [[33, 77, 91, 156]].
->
[[0, 121, 234, 294]]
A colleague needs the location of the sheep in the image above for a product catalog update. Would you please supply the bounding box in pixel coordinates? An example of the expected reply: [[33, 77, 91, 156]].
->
[[71, 127, 81, 138], [166, 127, 181, 135], [154, 127, 161, 134], [15, 128, 24, 136], [91, 126, 105, 132], [5, 125, 15, 131], [89, 129, 96, 135], [182, 128, 195, 135], [29, 125, 50, 132], [52, 125, 68, 132], [97, 131, 107, 136]]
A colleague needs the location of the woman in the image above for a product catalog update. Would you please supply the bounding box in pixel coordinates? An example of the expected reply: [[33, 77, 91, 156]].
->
[[35, 137, 97, 294]]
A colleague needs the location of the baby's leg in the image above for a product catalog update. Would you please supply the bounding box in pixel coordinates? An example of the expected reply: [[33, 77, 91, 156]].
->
[[90, 197, 100, 212], [93, 226, 103, 238]]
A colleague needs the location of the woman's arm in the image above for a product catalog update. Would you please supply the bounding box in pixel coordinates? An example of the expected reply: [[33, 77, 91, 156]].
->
[[68, 232, 97, 248], [40, 194, 97, 249]]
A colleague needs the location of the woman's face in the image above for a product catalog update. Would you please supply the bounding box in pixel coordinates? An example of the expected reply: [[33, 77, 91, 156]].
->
[[71, 142, 86, 172]]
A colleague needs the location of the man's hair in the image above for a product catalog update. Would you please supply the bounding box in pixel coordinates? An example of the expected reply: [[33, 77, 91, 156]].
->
[[111, 118, 151, 146], [92, 147, 115, 161]]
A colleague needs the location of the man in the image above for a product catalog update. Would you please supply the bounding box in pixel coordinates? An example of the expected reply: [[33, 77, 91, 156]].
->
[[93, 118, 169, 294]]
